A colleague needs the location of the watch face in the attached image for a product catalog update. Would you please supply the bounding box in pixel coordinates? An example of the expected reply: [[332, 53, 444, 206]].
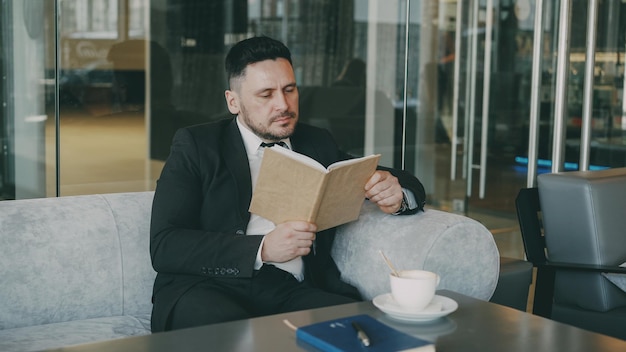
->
[[515, 0, 531, 21]]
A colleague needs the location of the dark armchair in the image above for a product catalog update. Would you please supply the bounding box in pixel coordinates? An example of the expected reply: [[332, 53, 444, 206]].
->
[[515, 168, 626, 340]]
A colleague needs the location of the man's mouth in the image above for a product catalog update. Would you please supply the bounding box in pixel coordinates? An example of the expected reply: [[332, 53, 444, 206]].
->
[[272, 113, 295, 124]]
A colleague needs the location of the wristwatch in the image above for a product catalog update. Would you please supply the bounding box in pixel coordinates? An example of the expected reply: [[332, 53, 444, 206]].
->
[[392, 193, 409, 215]]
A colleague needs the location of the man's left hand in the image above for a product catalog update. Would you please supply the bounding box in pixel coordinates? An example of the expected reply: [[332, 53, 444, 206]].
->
[[364, 170, 404, 214]]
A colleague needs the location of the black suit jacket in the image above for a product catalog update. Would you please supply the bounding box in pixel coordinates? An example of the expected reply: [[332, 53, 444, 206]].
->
[[149, 117, 425, 332]]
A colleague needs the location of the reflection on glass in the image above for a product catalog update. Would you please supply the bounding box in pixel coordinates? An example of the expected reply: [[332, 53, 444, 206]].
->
[[61, 1, 119, 39], [1, 1, 55, 200], [0, 0, 623, 216]]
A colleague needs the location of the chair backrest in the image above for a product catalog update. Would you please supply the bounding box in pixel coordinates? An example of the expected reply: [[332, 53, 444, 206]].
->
[[538, 168, 626, 312], [515, 187, 546, 265]]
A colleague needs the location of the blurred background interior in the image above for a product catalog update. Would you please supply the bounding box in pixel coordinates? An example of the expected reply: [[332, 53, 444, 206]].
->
[[1, 0, 625, 264]]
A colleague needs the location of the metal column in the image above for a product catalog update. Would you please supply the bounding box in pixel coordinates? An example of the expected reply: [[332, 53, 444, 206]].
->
[[551, 0, 572, 173], [527, 0, 545, 187], [579, 0, 599, 171], [450, 0, 463, 180], [478, 0, 494, 198], [465, 0, 479, 197]]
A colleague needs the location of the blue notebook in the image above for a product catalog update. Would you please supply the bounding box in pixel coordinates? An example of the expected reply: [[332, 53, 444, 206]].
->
[[296, 314, 435, 352]]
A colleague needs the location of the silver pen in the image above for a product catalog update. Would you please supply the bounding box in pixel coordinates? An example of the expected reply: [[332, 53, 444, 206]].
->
[[351, 321, 370, 347]]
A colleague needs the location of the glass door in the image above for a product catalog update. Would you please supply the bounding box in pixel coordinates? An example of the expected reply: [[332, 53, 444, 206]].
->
[[405, 0, 533, 217], [457, 0, 538, 216], [0, 1, 57, 200], [416, 0, 625, 222]]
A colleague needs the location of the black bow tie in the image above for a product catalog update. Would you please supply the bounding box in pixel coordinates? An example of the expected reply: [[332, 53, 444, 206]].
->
[[260, 141, 288, 149]]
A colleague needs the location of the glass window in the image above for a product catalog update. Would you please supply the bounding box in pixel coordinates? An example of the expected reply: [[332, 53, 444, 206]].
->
[[61, 0, 119, 39], [1, 0, 56, 200], [1, 0, 624, 236], [129, 0, 147, 38]]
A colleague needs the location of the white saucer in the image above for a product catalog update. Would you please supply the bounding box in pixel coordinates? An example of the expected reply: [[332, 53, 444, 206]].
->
[[373, 294, 458, 322]]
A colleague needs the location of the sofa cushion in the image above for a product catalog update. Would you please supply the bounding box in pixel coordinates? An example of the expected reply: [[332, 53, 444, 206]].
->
[[0, 314, 151, 352], [100, 192, 156, 317], [0, 192, 156, 330], [0, 196, 125, 330]]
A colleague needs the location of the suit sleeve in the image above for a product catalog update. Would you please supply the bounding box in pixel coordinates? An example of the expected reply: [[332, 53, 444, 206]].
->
[[334, 148, 426, 214], [379, 165, 426, 214], [150, 128, 261, 279]]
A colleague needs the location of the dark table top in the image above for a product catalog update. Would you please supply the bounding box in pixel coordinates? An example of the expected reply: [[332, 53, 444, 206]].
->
[[49, 290, 626, 352]]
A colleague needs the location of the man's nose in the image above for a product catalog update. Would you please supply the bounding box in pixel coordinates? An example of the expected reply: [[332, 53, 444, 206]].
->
[[273, 92, 289, 111]]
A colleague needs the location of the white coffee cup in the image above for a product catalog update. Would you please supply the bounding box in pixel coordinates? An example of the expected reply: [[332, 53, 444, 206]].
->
[[390, 270, 440, 310]]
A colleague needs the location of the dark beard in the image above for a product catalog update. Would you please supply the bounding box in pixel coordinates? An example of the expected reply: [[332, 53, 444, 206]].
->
[[241, 109, 297, 141]]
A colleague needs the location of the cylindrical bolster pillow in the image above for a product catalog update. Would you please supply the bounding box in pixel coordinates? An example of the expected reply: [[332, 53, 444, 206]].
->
[[332, 201, 499, 301]]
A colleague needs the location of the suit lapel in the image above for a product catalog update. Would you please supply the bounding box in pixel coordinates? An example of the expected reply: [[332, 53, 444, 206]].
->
[[222, 119, 254, 223], [290, 127, 320, 161]]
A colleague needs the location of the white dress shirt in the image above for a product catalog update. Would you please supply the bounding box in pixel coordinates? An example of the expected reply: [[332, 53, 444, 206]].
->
[[236, 117, 304, 281]]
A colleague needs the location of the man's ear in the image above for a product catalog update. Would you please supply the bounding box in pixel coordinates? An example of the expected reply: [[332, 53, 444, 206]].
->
[[224, 90, 240, 115]]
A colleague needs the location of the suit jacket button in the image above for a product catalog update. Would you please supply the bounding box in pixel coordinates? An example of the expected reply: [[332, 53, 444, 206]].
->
[[201, 267, 208, 275], [235, 230, 245, 235]]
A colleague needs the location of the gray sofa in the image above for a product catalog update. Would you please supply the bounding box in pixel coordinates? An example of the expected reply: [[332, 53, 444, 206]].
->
[[0, 192, 500, 351]]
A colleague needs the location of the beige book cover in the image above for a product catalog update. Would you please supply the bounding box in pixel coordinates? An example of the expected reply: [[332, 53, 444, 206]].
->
[[249, 147, 380, 231]]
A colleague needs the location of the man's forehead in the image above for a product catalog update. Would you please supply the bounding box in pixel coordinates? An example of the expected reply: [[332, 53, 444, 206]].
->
[[246, 59, 293, 76], [241, 59, 295, 89]]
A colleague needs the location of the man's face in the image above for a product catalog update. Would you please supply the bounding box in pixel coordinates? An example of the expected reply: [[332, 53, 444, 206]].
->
[[225, 58, 299, 141]]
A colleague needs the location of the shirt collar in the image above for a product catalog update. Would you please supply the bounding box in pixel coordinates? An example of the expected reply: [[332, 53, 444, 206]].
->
[[236, 116, 291, 156]]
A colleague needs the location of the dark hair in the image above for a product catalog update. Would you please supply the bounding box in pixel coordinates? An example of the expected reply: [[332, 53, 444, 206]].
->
[[225, 36, 292, 84]]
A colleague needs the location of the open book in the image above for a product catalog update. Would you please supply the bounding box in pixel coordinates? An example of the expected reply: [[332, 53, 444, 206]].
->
[[249, 146, 380, 231]]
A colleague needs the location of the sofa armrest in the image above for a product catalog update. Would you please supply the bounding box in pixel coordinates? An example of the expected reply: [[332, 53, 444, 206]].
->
[[331, 201, 500, 301]]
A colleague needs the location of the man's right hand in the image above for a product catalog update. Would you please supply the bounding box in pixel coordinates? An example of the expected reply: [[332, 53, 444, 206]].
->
[[261, 221, 316, 263]]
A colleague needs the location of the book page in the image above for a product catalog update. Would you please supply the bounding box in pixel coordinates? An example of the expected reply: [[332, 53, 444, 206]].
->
[[268, 145, 328, 173], [327, 154, 379, 171], [315, 154, 380, 231], [249, 148, 326, 224]]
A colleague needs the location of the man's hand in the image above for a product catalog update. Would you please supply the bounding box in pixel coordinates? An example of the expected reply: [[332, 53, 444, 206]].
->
[[365, 170, 404, 214], [261, 221, 317, 263]]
